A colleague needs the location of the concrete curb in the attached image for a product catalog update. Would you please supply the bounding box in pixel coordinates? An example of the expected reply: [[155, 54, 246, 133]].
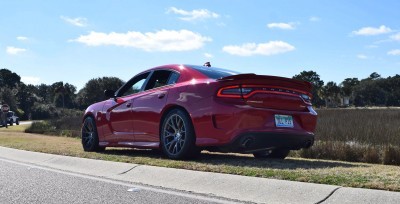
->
[[1, 146, 399, 203]]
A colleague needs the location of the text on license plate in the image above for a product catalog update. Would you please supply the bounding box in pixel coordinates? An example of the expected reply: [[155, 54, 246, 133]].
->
[[274, 114, 294, 128]]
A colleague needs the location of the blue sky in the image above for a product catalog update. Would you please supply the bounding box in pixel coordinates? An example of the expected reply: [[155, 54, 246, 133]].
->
[[1, 0, 400, 90]]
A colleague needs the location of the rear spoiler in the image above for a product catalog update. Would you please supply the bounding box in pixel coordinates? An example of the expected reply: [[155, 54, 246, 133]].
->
[[217, 73, 313, 93]]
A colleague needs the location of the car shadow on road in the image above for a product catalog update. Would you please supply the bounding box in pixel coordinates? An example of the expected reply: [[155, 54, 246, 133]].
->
[[100, 148, 367, 170]]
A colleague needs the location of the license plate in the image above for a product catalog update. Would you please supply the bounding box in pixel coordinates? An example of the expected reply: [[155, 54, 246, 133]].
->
[[275, 115, 294, 128]]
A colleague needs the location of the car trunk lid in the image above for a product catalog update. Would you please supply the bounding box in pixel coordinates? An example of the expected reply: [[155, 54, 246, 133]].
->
[[217, 74, 312, 111]]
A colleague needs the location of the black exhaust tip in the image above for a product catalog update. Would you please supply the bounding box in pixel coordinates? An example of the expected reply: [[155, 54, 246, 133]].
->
[[241, 137, 254, 148], [304, 140, 313, 148]]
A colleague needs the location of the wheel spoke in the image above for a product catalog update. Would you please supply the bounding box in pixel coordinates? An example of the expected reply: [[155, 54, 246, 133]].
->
[[176, 140, 181, 152], [164, 129, 174, 137], [165, 138, 174, 147], [175, 116, 180, 130], [83, 121, 89, 132], [172, 143, 178, 154], [88, 121, 94, 132], [168, 140, 177, 152], [167, 119, 177, 132], [179, 140, 185, 148]]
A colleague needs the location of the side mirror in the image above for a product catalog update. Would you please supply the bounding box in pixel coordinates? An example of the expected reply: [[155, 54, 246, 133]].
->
[[104, 90, 116, 98]]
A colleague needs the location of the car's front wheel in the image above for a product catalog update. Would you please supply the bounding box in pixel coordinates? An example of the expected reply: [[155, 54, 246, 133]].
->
[[253, 149, 290, 159], [81, 117, 105, 152], [160, 109, 198, 160], [16, 119, 19, 125]]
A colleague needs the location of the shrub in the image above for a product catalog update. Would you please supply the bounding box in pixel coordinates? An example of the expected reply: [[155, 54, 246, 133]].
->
[[383, 146, 400, 165], [25, 121, 55, 134], [25, 108, 83, 138], [363, 146, 380, 164], [31, 103, 57, 120]]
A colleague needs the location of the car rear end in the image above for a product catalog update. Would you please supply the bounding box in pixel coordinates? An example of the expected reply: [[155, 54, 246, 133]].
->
[[187, 65, 317, 154], [213, 74, 317, 153]]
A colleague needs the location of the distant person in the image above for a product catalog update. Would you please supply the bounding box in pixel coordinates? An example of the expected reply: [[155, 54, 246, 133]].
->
[[0, 102, 9, 128]]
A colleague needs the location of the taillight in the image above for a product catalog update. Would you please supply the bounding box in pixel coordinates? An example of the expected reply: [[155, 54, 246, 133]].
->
[[218, 85, 312, 103], [217, 86, 253, 98]]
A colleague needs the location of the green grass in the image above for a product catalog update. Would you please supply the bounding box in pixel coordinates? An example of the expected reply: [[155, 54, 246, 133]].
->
[[0, 124, 30, 132], [1, 131, 400, 192]]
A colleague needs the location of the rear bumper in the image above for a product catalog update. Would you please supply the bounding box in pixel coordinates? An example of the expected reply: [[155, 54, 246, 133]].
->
[[219, 132, 314, 153]]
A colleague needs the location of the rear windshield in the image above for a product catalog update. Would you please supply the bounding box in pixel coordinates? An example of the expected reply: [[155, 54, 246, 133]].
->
[[189, 65, 241, 79]]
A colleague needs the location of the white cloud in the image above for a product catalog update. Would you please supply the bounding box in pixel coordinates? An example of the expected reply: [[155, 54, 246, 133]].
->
[[309, 16, 321, 22], [222, 41, 295, 56], [17, 36, 28, 41], [366, 45, 378, 49], [204, 53, 213, 58], [167, 7, 219, 21], [390, 33, 400, 41], [61, 16, 88, 27], [72, 30, 212, 52], [352, 25, 392, 36], [388, 49, 400, 56], [6, 46, 27, 55], [267, 22, 295, 30], [357, 54, 368, 59], [21, 76, 40, 85]]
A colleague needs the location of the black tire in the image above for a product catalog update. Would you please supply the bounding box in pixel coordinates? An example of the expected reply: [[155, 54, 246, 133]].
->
[[9, 121, 13, 126], [253, 149, 290, 159], [160, 109, 198, 160], [81, 117, 105, 152], [16, 119, 19, 125]]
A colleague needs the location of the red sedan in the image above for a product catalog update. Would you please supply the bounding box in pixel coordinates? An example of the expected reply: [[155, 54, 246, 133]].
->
[[81, 64, 317, 160]]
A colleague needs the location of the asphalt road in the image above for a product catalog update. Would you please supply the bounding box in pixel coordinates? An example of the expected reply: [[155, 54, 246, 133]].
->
[[0, 159, 240, 204]]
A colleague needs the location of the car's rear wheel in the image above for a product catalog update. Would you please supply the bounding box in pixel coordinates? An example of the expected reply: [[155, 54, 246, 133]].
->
[[81, 117, 105, 152], [16, 119, 19, 125], [253, 149, 290, 159], [161, 109, 198, 160], [9, 121, 13, 126]]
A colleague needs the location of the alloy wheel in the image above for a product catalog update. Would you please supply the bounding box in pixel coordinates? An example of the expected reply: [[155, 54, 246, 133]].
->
[[163, 114, 186, 155], [82, 117, 95, 149]]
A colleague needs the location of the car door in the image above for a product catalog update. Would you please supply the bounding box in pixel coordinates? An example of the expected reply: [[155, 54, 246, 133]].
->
[[132, 70, 180, 143], [103, 72, 150, 143]]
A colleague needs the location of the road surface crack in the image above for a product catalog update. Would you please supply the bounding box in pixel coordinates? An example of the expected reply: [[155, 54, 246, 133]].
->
[[118, 165, 141, 175], [315, 187, 341, 204]]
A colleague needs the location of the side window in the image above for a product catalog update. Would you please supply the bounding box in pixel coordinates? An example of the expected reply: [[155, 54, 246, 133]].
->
[[144, 70, 178, 90], [167, 72, 180, 85], [117, 72, 150, 97]]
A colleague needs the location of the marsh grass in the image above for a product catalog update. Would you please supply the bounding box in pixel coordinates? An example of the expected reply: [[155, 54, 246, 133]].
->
[[296, 109, 400, 165]]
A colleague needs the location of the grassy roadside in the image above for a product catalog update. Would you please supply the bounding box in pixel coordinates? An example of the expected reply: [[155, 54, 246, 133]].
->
[[1, 128, 400, 192]]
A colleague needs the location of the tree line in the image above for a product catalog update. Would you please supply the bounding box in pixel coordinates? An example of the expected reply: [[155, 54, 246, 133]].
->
[[1, 68, 399, 120], [0, 68, 123, 120], [293, 71, 400, 107]]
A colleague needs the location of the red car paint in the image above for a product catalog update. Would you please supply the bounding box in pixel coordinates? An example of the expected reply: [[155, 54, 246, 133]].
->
[[83, 64, 317, 156]]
